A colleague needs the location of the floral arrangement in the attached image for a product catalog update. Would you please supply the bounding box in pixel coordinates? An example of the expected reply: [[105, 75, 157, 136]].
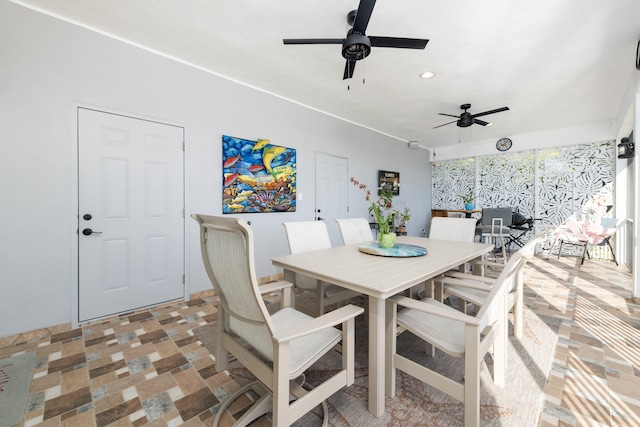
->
[[350, 177, 395, 235]]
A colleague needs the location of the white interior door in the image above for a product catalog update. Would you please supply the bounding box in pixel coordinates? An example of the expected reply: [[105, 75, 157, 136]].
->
[[78, 108, 185, 322], [315, 153, 349, 246]]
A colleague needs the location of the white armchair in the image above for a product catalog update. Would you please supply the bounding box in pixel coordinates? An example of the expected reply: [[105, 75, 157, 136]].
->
[[193, 214, 363, 426], [283, 220, 362, 316], [385, 244, 531, 427], [438, 234, 544, 340]]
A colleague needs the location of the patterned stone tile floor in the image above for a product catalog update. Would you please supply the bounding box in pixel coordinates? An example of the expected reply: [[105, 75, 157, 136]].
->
[[1, 254, 639, 426]]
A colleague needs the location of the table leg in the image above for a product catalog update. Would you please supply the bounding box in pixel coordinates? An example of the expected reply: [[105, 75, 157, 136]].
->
[[282, 269, 296, 309], [368, 296, 385, 417]]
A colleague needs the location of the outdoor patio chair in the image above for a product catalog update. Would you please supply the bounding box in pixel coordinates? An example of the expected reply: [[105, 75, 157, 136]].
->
[[437, 234, 545, 341], [283, 220, 362, 316], [335, 217, 374, 245], [192, 214, 362, 427], [386, 243, 530, 427]]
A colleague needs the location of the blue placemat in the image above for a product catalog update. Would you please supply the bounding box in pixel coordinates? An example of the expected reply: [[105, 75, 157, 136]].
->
[[358, 243, 427, 257]]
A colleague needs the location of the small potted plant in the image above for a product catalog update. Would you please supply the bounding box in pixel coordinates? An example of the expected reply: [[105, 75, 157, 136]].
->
[[398, 202, 411, 233], [461, 191, 475, 210]]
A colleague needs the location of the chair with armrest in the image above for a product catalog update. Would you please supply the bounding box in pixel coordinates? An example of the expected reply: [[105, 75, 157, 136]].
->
[[564, 218, 619, 265], [192, 214, 363, 427], [335, 217, 374, 245], [425, 217, 478, 299], [437, 234, 545, 340], [283, 220, 362, 316], [386, 245, 529, 427], [552, 218, 618, 265]]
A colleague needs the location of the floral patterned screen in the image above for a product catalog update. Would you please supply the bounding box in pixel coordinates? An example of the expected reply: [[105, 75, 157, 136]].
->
[[431, 140, 615, 255]]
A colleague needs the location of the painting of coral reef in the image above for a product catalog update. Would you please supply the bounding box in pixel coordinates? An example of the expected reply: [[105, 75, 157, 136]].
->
[[222, 135, 296, 213]]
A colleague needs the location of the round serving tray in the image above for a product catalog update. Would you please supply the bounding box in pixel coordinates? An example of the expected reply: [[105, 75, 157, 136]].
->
[[358, 243, 427, 257]]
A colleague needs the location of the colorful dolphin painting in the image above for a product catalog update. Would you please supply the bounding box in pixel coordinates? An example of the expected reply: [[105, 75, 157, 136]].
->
[[222, 135, 296, 214]]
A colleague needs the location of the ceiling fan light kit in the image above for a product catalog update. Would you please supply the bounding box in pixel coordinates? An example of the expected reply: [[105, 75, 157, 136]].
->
[[283, 0, 429, 80]]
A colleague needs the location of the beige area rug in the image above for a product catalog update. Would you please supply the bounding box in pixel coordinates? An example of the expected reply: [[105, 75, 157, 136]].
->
[[194, 296, 559, 426]]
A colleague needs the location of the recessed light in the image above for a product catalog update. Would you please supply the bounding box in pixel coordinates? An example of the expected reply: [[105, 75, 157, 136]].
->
[[419, 71, 435, 79]]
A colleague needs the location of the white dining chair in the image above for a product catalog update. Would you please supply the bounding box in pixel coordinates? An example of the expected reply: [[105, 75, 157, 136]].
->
[[426, 217, 478, 299], [192, 214, 362, 426], [437, 234, 544, 341], [335, 217, 374, 245], [283, 220, 362, 316], [429, 216, 478, 242], [386, 246, 530, 427]]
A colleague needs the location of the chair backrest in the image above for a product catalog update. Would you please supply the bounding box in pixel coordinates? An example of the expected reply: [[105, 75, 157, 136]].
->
[[192, 214, 276, 361], [480, 208, 513, 226], [282, 221, 332, 253], [282, 221, 332, 290], [475, 233, 544, 330], [498, 233, 545, 294], [429, 217, 477, 242], [335, 218, 374, 245]]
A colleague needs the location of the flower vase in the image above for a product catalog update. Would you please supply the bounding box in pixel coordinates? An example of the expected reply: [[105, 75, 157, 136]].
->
[[464, 203, 475, 210], [379, 232, 397, 248]]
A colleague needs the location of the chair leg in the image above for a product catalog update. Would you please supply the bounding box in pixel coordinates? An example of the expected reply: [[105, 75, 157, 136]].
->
[[213, 381, 271, 427], [464, 342, 481, 427], [513, 271, 524, 340], [557, 241, 564, 259], [606, 239, 619, 266]]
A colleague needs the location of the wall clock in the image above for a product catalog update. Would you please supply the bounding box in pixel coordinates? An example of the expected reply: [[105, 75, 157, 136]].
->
[[496, 137, 512, 152]]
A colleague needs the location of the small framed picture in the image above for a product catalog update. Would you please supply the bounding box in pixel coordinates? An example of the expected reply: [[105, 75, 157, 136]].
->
[[378, 170, 400, 195]]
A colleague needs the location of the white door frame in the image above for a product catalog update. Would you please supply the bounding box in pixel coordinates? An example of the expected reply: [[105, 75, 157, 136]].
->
[[70, 104, 190, 328]]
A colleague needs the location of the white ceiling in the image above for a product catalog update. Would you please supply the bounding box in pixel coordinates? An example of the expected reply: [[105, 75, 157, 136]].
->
[[12, 0, 640, 148]]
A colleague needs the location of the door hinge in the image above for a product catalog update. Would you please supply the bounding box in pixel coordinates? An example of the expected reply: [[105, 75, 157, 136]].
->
[[183, 209, 185, 218], [183, 274, 185, 285], [183, 141, 186, 151]]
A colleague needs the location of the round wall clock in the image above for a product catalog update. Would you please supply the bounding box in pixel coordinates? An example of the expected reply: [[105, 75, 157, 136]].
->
[[496, 137, 512, 151]]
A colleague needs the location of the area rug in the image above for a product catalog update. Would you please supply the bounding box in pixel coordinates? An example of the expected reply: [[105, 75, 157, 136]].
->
[[0, 351, 36, 427], [194, 300, 559, 427]]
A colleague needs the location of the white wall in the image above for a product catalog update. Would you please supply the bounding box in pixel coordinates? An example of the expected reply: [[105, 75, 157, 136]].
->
[[0, 2, 431, 337]]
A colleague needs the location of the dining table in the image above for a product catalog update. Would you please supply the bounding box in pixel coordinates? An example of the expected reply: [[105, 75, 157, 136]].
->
[[271, 235, 493, 417]]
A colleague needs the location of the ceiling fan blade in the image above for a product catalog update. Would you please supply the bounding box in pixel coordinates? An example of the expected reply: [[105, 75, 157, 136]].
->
[[352, 0, 376, 34], [438, 113, 460, 118], [370, 36, 429, 49], [474, 119, 490, 126], [343, 59, 357, 80], [433, 120, 458, 129], [472, 106, 509, 118], [283, 38, 344, 45]]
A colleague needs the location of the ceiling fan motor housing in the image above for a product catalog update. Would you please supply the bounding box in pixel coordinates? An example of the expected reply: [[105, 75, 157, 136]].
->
[[342, 33, 371, 60], [457, 112, 473, 127]]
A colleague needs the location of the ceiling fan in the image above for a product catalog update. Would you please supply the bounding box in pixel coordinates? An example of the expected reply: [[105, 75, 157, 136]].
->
[[434, 104, 510, 129], [283, 0, 429, 80]]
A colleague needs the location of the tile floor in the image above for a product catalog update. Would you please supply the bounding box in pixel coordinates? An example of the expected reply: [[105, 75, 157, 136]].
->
[[1, 254, 639, 426]]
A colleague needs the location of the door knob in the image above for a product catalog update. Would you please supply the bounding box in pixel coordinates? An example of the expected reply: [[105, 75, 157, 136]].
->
[[83, 214, 92, 220], [317, 217, 325, 221], [82, 228, 102, 236]]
